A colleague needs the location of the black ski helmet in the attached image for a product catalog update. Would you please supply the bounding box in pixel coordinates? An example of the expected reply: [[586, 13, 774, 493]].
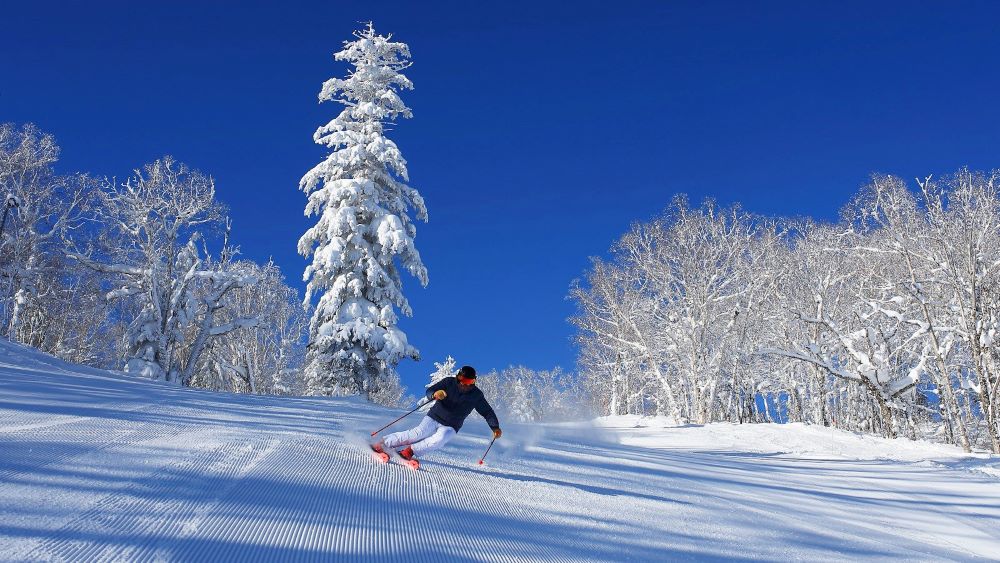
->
[[458, 365, 477, 379]]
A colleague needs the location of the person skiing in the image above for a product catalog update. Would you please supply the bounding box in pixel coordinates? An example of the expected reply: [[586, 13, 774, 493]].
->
[[372, 365, 501, 469]]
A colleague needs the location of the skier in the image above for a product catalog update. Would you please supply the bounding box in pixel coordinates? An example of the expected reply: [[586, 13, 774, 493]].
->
[[372, 365, 502, 469]]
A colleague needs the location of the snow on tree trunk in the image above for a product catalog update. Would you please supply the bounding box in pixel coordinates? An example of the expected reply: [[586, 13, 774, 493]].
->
[[298, 23, 428, 404]]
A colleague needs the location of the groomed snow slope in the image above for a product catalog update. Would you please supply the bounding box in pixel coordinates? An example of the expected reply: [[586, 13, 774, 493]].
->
[[2, 340, 999, 562]]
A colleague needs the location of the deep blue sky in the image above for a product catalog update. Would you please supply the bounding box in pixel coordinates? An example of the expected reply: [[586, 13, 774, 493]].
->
[[4, 1, 1000, 395]]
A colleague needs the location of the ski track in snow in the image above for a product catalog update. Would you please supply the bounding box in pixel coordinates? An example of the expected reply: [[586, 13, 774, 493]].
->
[[1, 341, 999, 562]]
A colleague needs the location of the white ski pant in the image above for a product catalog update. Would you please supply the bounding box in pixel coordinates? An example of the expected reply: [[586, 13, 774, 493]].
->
[[382, 415, 456, 457]]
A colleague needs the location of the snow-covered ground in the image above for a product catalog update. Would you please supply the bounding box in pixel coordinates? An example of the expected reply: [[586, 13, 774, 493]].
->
[[2, 341, 999, 562]]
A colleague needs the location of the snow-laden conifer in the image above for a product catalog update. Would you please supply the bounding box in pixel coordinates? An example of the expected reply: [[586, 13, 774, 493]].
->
[[427, 356, 456, 388], [505, 373, 535, 423], [416, 356, 456, 409], [298, 23, 428, 402]]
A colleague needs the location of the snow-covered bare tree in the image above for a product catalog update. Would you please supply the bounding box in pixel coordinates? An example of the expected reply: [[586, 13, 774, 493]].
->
[[919, 170, 1000, 452], [0, 123, 96, 350], [764, 222, 928, 439], [68, 156, 229, 382], [848, 176, 969, 446], [298, 23, 428, 403], [572, 198, 782, 424], [0, 125, 310, 396], [632, 200, 780, 424], [176, 249, 261, 387], [570, 259, 658, 417], [762, 221, 852, 428], [191, 259, 310, 395]]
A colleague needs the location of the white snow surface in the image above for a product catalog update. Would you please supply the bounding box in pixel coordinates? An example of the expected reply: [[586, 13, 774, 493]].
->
[[2, 341, 999, 562]]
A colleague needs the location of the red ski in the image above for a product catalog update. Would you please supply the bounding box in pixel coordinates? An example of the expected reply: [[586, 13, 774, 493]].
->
[[370, 443, 423, 471], [370, 443, 390, 464], [397, 446, 421, 471]]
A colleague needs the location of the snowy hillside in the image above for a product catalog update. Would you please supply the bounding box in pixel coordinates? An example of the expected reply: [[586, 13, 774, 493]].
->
[[2, 340, 999, 562]]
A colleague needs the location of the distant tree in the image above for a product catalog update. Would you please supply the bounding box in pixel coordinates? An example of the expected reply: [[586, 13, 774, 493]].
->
[[477, 369, 500, 407], [298, 23, 428, 403], [414, 356, 457, 410], [427, 356, 456, 387], [505, 369, 536, 423], [482, 365, 588, 422]]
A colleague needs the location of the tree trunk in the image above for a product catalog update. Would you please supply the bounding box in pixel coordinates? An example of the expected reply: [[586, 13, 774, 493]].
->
[[180, 307, 216, 386]]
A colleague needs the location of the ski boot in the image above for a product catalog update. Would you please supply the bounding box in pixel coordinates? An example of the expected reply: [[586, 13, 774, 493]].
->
[[370, 442, 390, 463], [398, 446, 420, 470]]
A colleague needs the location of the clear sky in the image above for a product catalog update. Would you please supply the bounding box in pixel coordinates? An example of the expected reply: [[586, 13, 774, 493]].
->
[[4, 1, 1000, 395]]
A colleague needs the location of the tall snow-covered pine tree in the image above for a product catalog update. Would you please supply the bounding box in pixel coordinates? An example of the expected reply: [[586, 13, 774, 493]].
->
[[299, 23, 428, 402]]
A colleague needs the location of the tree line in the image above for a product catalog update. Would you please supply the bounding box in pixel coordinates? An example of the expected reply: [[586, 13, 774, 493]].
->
[[0, 123, 309, 395], [570, 171, 1000, 453]]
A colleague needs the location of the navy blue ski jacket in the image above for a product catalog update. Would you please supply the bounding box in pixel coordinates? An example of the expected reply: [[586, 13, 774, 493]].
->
[[425, 377, 500, 432]]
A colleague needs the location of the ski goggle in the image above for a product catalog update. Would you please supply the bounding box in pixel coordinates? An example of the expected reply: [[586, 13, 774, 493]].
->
[[457, 376, 476, 385]]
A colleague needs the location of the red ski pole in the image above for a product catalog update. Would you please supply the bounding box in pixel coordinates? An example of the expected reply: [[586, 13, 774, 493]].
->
[[370, 403, 424, 437], [477, 436, 497, 465]]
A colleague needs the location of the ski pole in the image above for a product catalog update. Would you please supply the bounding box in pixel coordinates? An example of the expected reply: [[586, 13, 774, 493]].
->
[[477, 436, 497, 465], [370, 403, 424, 437]]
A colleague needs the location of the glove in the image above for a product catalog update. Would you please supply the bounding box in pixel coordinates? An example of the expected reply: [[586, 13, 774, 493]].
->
[[433, 390, 447, 401], [492, 428, 502, 439]]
